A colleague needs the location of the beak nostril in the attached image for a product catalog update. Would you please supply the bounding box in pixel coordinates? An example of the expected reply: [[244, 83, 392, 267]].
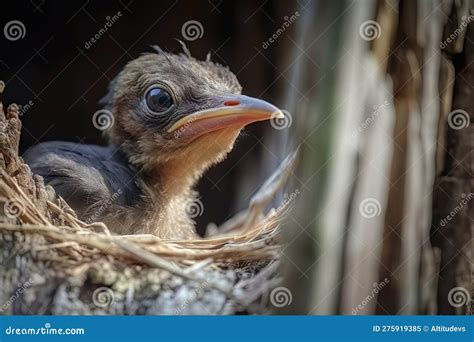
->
[[224, 100, 240, 107]]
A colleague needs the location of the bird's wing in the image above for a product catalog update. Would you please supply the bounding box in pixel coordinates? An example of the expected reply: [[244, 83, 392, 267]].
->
[[23, 141, 141, 220]]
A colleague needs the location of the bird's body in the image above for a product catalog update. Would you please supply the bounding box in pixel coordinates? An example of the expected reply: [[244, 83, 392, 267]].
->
[[24, 48, 282, 239], [24, 141, 199, 239]]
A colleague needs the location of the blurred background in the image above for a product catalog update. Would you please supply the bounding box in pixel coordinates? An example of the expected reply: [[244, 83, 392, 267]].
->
[[1, 0, 472, 315]]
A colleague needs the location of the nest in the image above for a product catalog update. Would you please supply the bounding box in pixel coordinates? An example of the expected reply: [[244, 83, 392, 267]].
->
[[0, 82, 296, 314]]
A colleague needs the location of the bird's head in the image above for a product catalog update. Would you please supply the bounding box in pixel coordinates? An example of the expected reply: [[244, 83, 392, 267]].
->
[[100, 48, 282, 190]]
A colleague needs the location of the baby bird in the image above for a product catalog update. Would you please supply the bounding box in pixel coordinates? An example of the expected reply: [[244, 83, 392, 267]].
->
[[24, 48, 283, 239]]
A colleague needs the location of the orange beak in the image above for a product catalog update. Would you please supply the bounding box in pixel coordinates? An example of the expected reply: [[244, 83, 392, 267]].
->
[[167, 95, 283, 140]]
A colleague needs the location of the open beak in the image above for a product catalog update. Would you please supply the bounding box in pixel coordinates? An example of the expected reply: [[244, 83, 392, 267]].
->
[[167, 95, 283, 140]]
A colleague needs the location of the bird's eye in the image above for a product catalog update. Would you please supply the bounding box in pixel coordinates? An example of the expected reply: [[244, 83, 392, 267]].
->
[[145, 87, 174, 113]]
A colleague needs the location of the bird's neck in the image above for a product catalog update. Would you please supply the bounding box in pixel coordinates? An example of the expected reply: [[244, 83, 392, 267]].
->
[[144, 133, 236, 198], [118, 128, 239, 238], [133, 157, 206, 239], [151, 157, 201, 197]]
